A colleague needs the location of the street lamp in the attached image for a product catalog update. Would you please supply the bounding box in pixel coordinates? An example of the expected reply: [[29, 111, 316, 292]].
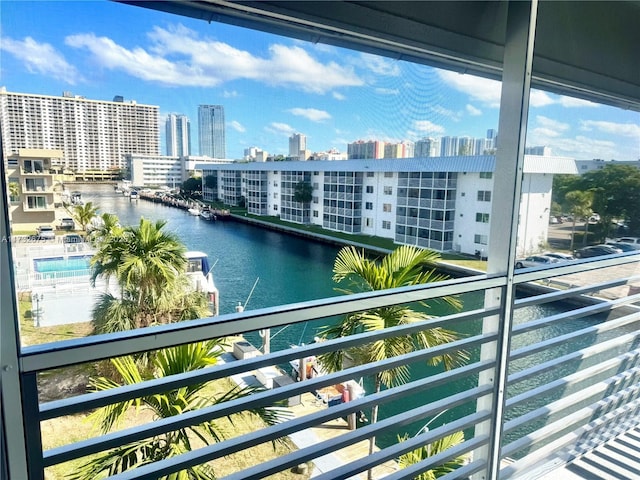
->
[[33, 293, 43, 327]]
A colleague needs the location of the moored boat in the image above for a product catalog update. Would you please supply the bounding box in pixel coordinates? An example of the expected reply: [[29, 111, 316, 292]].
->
[[184, 251, 219, 316]]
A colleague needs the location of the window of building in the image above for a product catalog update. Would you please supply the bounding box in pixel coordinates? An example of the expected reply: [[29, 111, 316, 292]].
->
[[479, 172, 493, 179], [313, 210, 318, 217], [367, 172, 374, 177], [474, 234, 488, 245], [382, 220, 391, 229], [476, 212, 490, 223], [477, 190, 491, 202], [273, 205, 278, 211], [365, 202, 373, 210], [365, 217, 373, 227], [366, 186, 374, 193], [26, 195, 46, 209], [383, 203, 392, 212], [384, 172, 393, 178], [274, 192, 278, 198], [23, 159, 44, 173], [313, 183, 318, 189], [313, 196, 319, 204], [383, 186, 393, 195]]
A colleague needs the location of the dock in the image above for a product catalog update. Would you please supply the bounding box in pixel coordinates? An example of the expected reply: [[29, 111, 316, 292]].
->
[[222, 343, 399, 479]]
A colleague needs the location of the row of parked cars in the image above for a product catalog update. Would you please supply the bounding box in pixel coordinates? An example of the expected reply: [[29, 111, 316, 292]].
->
[[516, 237, 640, 268]]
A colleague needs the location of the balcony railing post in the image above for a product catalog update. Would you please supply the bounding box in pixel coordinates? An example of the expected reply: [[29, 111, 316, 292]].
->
[[474, 1, 538, 479], [1, 154, 30, 479], [21, 372, 45, 480]]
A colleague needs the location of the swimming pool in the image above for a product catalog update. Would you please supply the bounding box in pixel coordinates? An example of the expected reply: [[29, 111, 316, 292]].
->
[[33, 256, 92, 274]]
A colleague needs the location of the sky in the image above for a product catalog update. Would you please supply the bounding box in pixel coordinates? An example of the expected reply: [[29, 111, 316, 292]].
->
[[1, 1, 639, 161]]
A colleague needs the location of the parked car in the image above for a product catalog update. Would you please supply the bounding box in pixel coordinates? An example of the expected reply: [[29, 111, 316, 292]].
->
[[515, 255, 560, 269], [63, 234, 84, 244], [615, 237, 640, 245], [542, 252, 575, 261], [59, 217, 75, 230], [606, 242, 640, 252], [36, 225, 55, 240], [574, 244, 622, 258]]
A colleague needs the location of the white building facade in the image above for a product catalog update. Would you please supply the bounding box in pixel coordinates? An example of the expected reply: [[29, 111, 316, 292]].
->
[[0, 89, 159, 172], [198, 155, 577, 256], [127, 154, 233, 188]]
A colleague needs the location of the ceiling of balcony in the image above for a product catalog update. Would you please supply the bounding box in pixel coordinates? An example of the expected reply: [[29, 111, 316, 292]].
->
[[122, 1, 640, 111]]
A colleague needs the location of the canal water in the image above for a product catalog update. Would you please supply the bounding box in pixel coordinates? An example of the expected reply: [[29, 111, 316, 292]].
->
[[82, 186, 622, 450]]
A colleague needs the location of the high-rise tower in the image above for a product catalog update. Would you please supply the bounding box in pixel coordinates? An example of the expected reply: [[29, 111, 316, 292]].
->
[[166, 114, 191, 157], [198, 105, 226, 158], [288, 133, 307, 160], [0, 89, 159, 172]]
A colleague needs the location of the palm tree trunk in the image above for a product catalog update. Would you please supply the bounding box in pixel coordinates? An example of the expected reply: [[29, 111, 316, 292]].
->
[[570, 220, 576, 251]]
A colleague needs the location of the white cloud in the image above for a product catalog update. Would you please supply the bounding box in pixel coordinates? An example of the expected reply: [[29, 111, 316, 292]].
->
[[437, 69, 601, 110], [580, 120, 640, 138], [360, 53, 401, 76], [437, 70, 501, 107], [265, 122, 296, 136], [529, 90, 555, 107], [430, 105, 462, 121], [223, 90, 239, 98], [333, 92, 346, 101], [1, 36, 82, 84], [65, 24, 364, 93], [229, 120, 246, 133], [374, 88, 399, 95], [559, 96, 598, 108], [530, 127, 563, 139], [288, 108, 331, 122], [412, 120, 445, 134], [536, 115, 570, 132], [466, 104, 482, 116], [551, 135, 618, 159]]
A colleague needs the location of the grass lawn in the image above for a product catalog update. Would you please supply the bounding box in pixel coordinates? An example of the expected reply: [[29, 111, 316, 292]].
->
[[18, 300, 309, 479]]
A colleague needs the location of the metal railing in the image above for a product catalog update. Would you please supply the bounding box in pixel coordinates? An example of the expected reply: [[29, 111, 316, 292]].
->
[[14, 252, 640, 479]]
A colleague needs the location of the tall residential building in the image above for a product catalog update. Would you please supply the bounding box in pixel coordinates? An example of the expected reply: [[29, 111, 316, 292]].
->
[[383, 141, 414, 159], [0, 89, 159, 172], [198, 105, 226, 158], [289, 133, 307, 160], [415, 138, 440, 157], [165, 114, 191, 157], [440, 136, 459, 157], [347, 140, 385, 159]]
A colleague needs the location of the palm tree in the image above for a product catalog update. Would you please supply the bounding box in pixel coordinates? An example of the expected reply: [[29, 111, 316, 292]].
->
[[8, 182, 20, 201], [565, 190, 594, 249], [70, 340, 291, 479], [72, 201, 100, 231], [317, 245, 467, 477], [90, 217, 210, 333], [87, 212, 122, 247], [397, 430, 469, 479]]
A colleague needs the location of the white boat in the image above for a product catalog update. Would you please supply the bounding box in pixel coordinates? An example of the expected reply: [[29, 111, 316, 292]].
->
[[129, 190, 139, 200], [188, 207, 200, 216], [184, 251, 219, 316], [200, 209, 214, 221]]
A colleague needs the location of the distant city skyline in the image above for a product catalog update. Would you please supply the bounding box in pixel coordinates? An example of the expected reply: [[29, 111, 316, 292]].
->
[[0, 1, 638, 161]]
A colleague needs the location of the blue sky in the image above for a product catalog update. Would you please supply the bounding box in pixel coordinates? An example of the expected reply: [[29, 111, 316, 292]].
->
[[1, 1, 638, 160]]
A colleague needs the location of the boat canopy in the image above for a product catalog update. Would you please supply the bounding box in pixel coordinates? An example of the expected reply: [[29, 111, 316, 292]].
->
[[185, 251, 210, 274]]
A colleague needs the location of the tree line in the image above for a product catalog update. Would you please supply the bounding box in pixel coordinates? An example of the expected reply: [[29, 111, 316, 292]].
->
[[553, 163, 640, 243]]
